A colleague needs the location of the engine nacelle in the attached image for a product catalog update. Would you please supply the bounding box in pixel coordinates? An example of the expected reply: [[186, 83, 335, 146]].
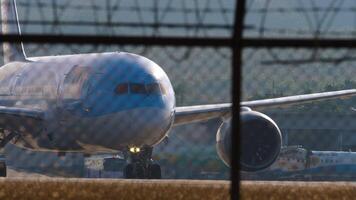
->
[[216, 110, 282, 172]]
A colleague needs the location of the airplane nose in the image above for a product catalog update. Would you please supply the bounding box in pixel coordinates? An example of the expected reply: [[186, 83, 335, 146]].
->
[[123, 107, 172, 145]]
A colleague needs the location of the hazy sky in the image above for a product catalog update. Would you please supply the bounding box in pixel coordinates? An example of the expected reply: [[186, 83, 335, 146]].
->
[[16, 0, 235, 37], [245, 0, 356, 38], [10, 0, 356, 101]]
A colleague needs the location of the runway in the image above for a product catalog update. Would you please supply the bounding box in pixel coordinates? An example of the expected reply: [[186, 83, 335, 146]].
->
[[7, 168, 52, 178]]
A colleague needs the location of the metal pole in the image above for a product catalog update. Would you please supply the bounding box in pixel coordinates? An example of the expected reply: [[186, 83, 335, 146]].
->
[[232, 0, 246, 199]]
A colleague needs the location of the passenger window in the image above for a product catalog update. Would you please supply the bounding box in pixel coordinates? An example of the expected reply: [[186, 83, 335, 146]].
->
[[146, 83, 161, 94], [115, 83, 129, 95], [130, 83, 147, 94]]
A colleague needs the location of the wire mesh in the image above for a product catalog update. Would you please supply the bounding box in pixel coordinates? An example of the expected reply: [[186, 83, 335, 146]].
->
[[240, 0, 356, 181], [0, 0, 234, 180], [3, 0, 356, 185]]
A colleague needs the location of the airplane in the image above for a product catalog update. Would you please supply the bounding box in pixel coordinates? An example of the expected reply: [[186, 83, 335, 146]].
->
[[0, 0, 355, 178], [243, 146, 356, 181]]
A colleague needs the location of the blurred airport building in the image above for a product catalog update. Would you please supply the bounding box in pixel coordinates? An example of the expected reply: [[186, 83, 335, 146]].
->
[[242, 145, 356, 181], [268, 112, 356, 151]]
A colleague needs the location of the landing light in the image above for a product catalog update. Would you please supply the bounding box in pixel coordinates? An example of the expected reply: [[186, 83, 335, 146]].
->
[[129, 147, 140, 153]]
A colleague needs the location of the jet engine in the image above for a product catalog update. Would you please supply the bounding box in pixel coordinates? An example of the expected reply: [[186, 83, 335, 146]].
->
[[216, 110, 282, 172]]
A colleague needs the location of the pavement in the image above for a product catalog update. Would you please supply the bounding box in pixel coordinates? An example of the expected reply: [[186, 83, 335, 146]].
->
[[7, 167, 51, 178]]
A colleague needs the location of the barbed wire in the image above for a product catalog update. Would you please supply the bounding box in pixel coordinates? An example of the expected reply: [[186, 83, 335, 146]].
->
[[11, 0, 356, 64], [14, 0, 235, 62], [14, 0, 356, 37]]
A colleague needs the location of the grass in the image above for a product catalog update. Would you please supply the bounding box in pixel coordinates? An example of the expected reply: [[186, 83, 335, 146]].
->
[[241, 181, 356, 200], [0, 178, 230, 200]]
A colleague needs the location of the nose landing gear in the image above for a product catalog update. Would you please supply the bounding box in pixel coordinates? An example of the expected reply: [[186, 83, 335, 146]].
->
[[123, 146, 161, 179]]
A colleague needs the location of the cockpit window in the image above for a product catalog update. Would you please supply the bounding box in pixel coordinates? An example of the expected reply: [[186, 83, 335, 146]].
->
[[115, 83, 129, 95], [130, 83, 147, 94], [146, 83, 161, 94], [114, 82, 166, 95]]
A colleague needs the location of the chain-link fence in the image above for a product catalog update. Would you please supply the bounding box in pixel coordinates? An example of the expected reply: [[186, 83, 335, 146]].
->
[[240, 0, 356, 182], [0, 0, 234, 181], [3, 0, 356, 187]]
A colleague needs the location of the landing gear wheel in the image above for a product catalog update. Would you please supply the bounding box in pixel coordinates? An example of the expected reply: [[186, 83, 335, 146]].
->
[[148, 164, 161, 179], [124, 146, 162, 179], [135, 165, 145, 179], [0, 161, 6, 177], [123, 163, 145, 179], [124, 163, 134, 179]]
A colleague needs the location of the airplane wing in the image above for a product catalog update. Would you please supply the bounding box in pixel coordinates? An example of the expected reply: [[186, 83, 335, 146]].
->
[[241, 89, 356, 109], [0, 106, 44, 131], [174, 103, 231, 126], [174, 89, 356, 126]]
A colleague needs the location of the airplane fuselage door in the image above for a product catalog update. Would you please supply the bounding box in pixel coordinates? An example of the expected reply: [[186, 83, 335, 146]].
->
[[59, 66, 92, 102], [57, 65, 93, 122]]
